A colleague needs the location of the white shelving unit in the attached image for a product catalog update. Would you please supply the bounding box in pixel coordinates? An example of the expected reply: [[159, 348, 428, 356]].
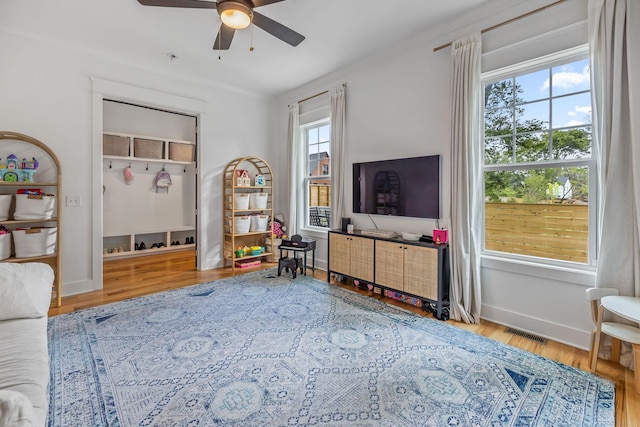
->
[[102, 132, 196, 260]]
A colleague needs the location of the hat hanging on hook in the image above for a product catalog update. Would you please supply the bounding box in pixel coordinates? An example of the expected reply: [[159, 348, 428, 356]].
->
[[123, 164, 135, 184]]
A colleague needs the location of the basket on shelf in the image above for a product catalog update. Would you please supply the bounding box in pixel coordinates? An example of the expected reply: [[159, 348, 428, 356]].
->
[[0, 195, 12, 221], [0, 232, 11, 260], [250, 214, 269, 232], [13, 194, 55, 220], [234, 216, 250, 234], [234, 193, 250, 210], [12, 227, 57, 258], [103, 134, 130, 156], [249, 192, 268, 209]]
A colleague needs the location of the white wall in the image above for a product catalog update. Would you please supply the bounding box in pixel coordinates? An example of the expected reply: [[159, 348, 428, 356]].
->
[[276, 0, 596, 350], [0, 29, 277, 294]]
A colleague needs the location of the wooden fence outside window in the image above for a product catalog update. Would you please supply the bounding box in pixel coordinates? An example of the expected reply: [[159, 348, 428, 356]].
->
[[485, 202, 589, 263]]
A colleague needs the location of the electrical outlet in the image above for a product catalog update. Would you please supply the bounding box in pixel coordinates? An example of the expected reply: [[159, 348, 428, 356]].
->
[[66, 195, 81, 207]]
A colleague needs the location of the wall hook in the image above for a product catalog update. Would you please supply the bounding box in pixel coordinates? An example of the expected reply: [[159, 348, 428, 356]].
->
[[183, 166, 186, 173], [146, 163, 149, 171], [109, 161, 112, 169]]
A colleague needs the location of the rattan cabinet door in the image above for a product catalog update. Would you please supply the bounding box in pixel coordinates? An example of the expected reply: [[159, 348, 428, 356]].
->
[[375, 240, 403, 289], [403, 245, 438, 300], [329, 233, 351, 276], [350, 236, 374, 283]]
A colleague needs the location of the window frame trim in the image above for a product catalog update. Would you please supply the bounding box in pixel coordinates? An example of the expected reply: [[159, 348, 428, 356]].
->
[[300, 117, 331, 231], [480, 44, 597, 269]]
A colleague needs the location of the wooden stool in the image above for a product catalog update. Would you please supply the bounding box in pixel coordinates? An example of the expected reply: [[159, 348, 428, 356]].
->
[[278, 257, 300, 278]]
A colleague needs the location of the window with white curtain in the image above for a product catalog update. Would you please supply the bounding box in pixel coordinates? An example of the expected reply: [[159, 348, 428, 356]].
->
[[482, 46, 596, 266], [302, 119, 331, 228]]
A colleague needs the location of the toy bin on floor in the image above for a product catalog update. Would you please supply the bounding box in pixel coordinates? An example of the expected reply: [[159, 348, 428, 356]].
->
[[13, 194, 55, 220], [0, 232, 11, 260], [0, 194, 12, 221], [12, 227, 57, 258]]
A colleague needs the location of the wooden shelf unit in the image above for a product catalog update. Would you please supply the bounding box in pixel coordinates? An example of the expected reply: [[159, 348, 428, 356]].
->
[[328, 229, 450, 320], [0, 131, 62, 307], [223, 157, 274, 271]]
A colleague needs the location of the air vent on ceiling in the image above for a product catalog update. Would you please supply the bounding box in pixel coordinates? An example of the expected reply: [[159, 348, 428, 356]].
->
[[505, 327, 547, 344]]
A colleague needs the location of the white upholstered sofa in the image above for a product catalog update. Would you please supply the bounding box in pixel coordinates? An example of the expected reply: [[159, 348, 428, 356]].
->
[[0, 262, 54, 427]]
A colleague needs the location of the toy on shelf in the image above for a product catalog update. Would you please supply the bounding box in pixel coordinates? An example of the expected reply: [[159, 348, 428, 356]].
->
[[0, 154, 39, 182]]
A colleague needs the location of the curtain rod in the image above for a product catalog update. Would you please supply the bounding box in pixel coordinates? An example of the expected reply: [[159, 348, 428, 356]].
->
[[295, 83, 347, 105], [432, 0, 568, 52], [298, 90, 328, 104]]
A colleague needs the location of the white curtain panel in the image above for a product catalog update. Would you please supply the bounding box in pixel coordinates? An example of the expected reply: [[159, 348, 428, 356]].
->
[[589, 0, 640, 298], [330, 85, 346, 230], [287, 103, 301, 234], [449, 33, 483, 324], [589, 0, 640, 369]]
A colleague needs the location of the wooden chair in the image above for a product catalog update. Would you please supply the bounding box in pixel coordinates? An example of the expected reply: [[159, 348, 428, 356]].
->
[[585, 287, 640, 385]]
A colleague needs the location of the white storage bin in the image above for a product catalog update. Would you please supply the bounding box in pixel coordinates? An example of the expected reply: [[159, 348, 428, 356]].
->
[[249, 192, 268, 209], [250, 214, 269, 232], [12, 227, 57, 258], [0, 194, 12, 221], [0, 232, 11, 260], [234, 216, 250, 234], [13, 194, 56, 220], [234, 193, 250, 210]]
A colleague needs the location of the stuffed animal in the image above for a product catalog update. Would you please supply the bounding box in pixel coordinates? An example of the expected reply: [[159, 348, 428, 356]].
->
[[270, 214, 287, 239]]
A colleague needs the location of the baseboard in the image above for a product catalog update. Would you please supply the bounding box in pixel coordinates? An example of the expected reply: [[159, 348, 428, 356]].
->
[[63, 279, 102, 297], [481, 303, 591, 351]]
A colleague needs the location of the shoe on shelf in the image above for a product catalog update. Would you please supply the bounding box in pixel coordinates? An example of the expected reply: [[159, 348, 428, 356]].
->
[[135, 243, 139, 250], [151, 243, 158, 249], [158, 242, 166, 248], [139, 242, 146, 250]]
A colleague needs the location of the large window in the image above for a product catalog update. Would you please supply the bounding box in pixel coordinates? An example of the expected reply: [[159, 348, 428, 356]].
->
[[303, 119, 331, 228], [483, 49, 595, 265]]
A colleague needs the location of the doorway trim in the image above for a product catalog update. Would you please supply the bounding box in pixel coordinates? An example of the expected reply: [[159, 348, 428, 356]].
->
[[91, 78, 207, 290]]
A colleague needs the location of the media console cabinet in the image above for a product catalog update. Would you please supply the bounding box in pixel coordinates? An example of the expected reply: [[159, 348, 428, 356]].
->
[[328, 230, 450, 320]]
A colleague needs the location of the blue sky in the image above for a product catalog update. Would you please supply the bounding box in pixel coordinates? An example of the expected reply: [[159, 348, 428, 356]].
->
[[516, 58, 591, 128]]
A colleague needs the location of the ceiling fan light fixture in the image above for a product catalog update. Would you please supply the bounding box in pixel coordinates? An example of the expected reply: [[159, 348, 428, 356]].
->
[[218, 1, 252, 30]]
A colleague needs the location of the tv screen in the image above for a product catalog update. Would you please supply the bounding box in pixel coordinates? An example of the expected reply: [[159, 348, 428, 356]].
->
[[353, 155, 440, 219]]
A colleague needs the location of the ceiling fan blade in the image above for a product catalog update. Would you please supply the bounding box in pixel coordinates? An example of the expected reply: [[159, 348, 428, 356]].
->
[[252, 0, 285, 7], [252, 11, 305, 47], [213, 24, 235, 50], [137, 0, 217, 8]]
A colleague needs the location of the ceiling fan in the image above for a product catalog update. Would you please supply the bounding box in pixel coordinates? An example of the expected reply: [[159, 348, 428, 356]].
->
[[137, 0, 305, 50]]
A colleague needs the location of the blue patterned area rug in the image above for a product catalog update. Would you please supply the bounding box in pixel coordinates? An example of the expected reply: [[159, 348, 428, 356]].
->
[[47, 269, 614, 426]]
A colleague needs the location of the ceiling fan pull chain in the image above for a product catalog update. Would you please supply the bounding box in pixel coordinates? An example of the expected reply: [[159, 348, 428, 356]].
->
[[218, 24, 222, 60], [249, 23, 254, 52]]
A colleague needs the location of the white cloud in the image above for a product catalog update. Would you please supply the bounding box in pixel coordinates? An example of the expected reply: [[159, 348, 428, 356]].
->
[[568, 111, 576, 116], [565, 119, 588, 127], [541, 65, 590, 91], [575, 105, 591, 114]]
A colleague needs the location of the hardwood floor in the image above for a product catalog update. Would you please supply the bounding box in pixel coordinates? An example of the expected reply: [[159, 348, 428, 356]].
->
[[49, 251, 638, 427]]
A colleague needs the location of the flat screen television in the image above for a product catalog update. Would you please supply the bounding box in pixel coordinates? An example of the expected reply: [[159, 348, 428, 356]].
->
[[353, 155, 440, 219]]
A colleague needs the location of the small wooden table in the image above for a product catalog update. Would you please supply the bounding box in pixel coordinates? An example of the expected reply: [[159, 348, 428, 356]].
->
[[595, 295, 640, 392], [279, 238, 316, 276]]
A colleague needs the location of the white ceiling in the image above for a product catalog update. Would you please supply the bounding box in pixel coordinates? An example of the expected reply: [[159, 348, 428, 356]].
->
[[1, 0, 495, 96]]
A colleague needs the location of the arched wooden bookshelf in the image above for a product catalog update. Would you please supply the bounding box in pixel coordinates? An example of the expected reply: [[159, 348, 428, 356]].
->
[[223, 156, 274, 271], [0, 131, 62, 307]]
